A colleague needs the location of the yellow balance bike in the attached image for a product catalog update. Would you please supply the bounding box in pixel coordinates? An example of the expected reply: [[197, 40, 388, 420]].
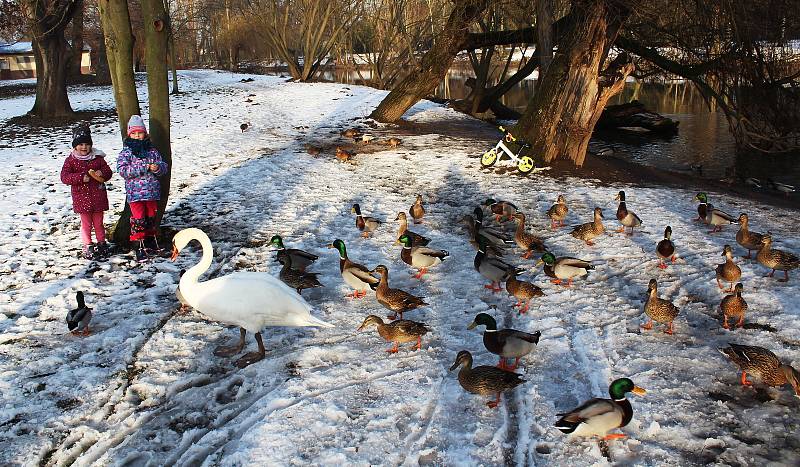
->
[[480, 126, 537, 174]]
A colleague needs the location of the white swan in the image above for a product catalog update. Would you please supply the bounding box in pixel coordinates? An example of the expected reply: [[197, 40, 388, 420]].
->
[[171, 227, 334, 368]]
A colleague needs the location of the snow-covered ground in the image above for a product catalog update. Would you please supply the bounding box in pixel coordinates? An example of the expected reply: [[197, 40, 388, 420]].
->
[[1, 70, 799, 466]]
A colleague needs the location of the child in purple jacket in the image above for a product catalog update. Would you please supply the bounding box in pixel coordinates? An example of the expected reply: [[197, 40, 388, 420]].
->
[[117, 115, 168, 261], [61, 124, 113, 260]]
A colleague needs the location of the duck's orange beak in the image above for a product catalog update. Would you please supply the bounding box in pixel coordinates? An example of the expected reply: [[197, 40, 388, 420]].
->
[[632, 386, 647, 396]]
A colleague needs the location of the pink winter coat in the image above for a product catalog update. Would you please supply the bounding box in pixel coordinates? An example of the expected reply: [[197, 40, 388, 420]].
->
[[60, 149, 113, 213]]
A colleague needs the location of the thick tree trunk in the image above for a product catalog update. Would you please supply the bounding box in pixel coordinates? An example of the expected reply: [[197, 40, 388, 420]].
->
[[141, 0, 173, 229], [515, 0, 633, 166], [68, 0, 85, 81], [98, 0, 140, 138], [369, 0, 489, 123], [29, 36, 74, 117], [536, 0, 554, 74], [93, 33, 112, 85]]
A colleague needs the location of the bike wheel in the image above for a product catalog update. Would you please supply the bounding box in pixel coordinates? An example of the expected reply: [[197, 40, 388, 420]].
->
[[517, 156, 535, 174], [481, 149, 498, 167]]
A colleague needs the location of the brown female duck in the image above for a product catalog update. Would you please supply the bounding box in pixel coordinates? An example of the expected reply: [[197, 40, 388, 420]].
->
[[716, 245, 741, 292], [735, 213, 763, 259], [642, 279, 680, 335], [546, 194, 568, 229], [357, 315, 429, 353], [511, 212, 545, 259], [484, 198, 518, 222], [719, 344, 800, 396], [449, 350, 525, 408], [505, 267, 544, 313], [756, 234, 800, 282], [570, 207, 605, 246], [720, 283, 747, 329], [409, 194, 425, 224], [371, 265, 427, 320], [277, 255, 323, 295]]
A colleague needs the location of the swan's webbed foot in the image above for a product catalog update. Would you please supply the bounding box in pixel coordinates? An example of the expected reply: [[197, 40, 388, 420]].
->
[[214, 328, 246, 357], [234, 332, 266, 368]]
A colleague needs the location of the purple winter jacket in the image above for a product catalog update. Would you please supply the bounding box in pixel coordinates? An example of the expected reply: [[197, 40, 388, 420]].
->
[[116, 139, 168, 202], [60, 149, 113, 213]]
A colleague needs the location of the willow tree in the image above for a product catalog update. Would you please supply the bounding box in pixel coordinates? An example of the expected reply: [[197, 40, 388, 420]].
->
[[369, 0, 490, 122], [514, 0, 633, 166], [21, 0, 79, 117]]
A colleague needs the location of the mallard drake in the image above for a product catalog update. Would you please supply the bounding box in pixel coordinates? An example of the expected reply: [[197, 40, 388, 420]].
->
[[614, 191, 642, 235], [327, 239, 379, 298], [536, 252, 594, 287], [277, 255, 323, 295], [357, 314, 429, 353], [656, 226, 676, 269], [409, 194, 425, 224], [506, 267, 544, 313], [172, 228, 333, 368], [511, 212, 545, 259], [716, 245, 742, 292], [695, 193, 736, 232], [66, 291, 92, 336], [642, 279, 680, 335], [459, 214, 512, 250], [546, 194, 568, 229], [756, 234, 800, 282], [735, 213, 764, 259], [467, 313, 541, 370], [371, 265, 427, 320], [475, 236, 524, 292], [352, 203, 381, 237], [766, 179, 795, 197], [269, 234, 319, 272], [720, 283, 747, 329], [473, 207, 514, 242], [719, 343, 800, 397], [397, 233, 448, 279], [484, 198, 518, 222], [570, 207, 605, 246], [693, 192, 708, 222], [555, 378, 647, 439], [394, 212, 430, 246], [449, 350, 525, 408]]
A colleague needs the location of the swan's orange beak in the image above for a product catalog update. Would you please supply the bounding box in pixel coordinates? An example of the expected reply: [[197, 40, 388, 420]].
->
[[170, 244, 179, 261]]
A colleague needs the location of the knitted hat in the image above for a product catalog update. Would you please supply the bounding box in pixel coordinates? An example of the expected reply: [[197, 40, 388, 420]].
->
[[72, 124, 92, 148], [127, 115, 147, 136]]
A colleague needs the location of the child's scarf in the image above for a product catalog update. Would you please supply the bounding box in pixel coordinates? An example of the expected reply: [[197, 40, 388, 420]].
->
[[72, 148, 97, 161], [124, 138, 153, 159]]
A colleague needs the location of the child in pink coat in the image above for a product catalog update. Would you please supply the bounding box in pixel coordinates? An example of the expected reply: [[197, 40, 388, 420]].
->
[[60, 124, 113, 260]]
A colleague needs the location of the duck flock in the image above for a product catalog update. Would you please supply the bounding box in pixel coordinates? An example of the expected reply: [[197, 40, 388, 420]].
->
[[65, 187, 797, 445]]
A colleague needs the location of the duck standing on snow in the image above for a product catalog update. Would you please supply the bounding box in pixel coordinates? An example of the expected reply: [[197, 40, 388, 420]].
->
[[484, 198, 517, 222], [735, 213, 763, 259], [371, 265, 427, 320], [277, 255, 323, 295], [555, 378, 647, 439], [409, 194, 425, 224], [475, 236, 524, 292], [756, 234, 800, 282], [536, 251, 594, 287], [352, 203, 382, 238], [460, 213, 512, 251], [357, 314, 429, 353], [397, 233, 448, 279], [570, 207, 605, 246], [642, 279, 680, 335], [66, 291, 92, 336], [511, 212, 545, 258], [467, 312, 541, 370], [656, 226, 676, 269], [614, 191, 642, 235], [720, 283, 747, 329], [694, 191, 709, 222], [171, 228, 333, 368], [694, 192, 736, 232], [472, 207, 513, 243], [547, 194, 569, 229], [449, 350, 525, 409], [327, 239, 379, 298], [394, 212, 430, 246], [505, 267, 544, 313], [268, 234, 318, 271], [335, 146, 354, 163], [719, 344, 800, 397], [716, 245, 742, 292]]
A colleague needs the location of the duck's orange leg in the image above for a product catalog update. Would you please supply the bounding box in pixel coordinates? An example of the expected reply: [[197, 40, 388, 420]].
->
[[664, 322, 674, 335], [603, 433, 627, 440], [387, 342, 399, 354], [522, 251, 533, 259], [551, 279, 562, 285], [741, 371, 752, 386], [723, 315, 730, 329], [641, 320, 653, 330], [736, 316, 745, 328], [658, 259, 667, 269], [413, 268, 428, 279], [616, 227, 625, 233], [415, 336, 422, 350], [487, 393, 501, 409]]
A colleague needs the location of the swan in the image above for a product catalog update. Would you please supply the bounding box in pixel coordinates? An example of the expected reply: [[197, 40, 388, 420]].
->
[[171, 228, 334, 368]]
